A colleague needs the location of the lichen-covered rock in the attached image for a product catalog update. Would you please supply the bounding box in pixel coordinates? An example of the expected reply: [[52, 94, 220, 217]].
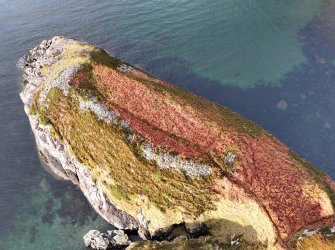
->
[[19, 36, 335, 249], [107, 229, 131, 247], [84, 230, 110, 250], [83, 229, 131, 249]]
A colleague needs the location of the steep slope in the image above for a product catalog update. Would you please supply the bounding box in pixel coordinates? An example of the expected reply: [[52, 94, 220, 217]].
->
[[19, 36, 335, 249]]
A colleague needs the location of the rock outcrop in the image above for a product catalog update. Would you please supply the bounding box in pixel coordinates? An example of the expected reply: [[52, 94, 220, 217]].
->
[[19, 36, 335, 249], [84, 229, 131, 249]]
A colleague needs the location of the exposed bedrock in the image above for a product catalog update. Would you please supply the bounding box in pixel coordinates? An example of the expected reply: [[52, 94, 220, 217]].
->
[[19, 36, 335, 249]]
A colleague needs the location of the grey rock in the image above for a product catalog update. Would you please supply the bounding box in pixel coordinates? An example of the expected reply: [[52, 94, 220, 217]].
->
[[83, 229, 131, 249], [224, 152, 236, 164], [83, 230, 110, 250], [137, 211, 151, 240], [107, 230, 131, 247], [117, 64, 132, 73]]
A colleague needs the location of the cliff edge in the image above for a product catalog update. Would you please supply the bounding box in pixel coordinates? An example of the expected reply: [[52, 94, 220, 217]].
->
[[19, 36, 335, 249]]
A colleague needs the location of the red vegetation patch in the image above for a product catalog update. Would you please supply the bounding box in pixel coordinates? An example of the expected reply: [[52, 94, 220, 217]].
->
[[69, 70, 87, 86], [237, 136, 324, 239], [89, 64, 335, 243], [110, 103, 207, 159]]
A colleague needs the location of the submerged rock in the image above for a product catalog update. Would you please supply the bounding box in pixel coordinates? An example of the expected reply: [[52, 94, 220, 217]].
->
[[19, 37, 335, 249], [39, 178, 50, 192], [276, 99, 288, 110]]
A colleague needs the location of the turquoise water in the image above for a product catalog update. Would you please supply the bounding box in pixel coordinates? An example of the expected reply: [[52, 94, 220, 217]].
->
[[0, 173, 109, 250], [1, 0, 335, 249], [109, 0, 321, 87]]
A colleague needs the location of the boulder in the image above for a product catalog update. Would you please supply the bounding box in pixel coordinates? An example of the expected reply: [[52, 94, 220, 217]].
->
[[83, 230, 109, 250], [83, 229, 131, 249], [107, 230, 131, 247]]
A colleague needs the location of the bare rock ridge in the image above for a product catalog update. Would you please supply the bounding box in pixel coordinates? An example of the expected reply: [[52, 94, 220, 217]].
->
[[19, 36, 335, 249]]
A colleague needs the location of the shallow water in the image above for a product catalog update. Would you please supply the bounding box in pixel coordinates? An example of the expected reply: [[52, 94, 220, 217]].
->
[[0, 0, 335, 249]]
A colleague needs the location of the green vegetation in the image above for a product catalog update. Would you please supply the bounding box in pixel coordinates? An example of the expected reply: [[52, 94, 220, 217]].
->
[[89, 48, 123, 69], [288, 150, 335, 207], [29, 70, 215, 216], [49, 88, 57, 99], [153, 170, 162, 181], [110, 185, 131, 201], [217, 106, 264, 137], [38, 115, 51, 126]]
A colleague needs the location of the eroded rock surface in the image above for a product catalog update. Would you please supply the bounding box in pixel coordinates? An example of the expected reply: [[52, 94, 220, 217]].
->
[[84, 229, 131, 249], [19, 36, 335, 249]]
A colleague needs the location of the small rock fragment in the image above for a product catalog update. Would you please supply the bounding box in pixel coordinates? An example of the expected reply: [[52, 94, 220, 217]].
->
[[224, 152, 236, 164]]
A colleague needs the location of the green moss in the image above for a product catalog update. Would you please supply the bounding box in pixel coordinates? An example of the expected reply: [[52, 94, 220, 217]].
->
[[319, 226, 333, 235], [49, 88, 57, 99], [89, 48, 123, 69], [110, 185, 131, 201], [163, 193, 172, 200], [217, 106, 263, 137], [91, 171, 99, 183], [74, 63, 106, 103], [154, 170, 162, 181], [289, 150, 335, 207], [49, 125, 63, 143], [39, 115, 51, 126]]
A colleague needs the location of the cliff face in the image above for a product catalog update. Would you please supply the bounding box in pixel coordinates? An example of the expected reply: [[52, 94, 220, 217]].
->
[[19, 36, 335, 249]]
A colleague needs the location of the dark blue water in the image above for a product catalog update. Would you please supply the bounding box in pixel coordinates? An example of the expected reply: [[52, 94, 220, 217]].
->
[[1, 0, 335, 249]]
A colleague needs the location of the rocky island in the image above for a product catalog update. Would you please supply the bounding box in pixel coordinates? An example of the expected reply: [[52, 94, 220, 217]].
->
[[19, 36, 335, 249]]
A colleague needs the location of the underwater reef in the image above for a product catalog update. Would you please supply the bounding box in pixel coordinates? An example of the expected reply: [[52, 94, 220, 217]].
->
[[19, 36, 335, 249]]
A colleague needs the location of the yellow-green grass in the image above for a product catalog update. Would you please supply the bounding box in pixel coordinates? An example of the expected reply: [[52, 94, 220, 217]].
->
[[296, 234, 335, 250], [30, 87, 215, 216]]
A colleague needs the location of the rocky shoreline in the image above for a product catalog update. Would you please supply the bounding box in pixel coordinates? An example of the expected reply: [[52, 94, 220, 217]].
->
[[19, 36, 335, 249]]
